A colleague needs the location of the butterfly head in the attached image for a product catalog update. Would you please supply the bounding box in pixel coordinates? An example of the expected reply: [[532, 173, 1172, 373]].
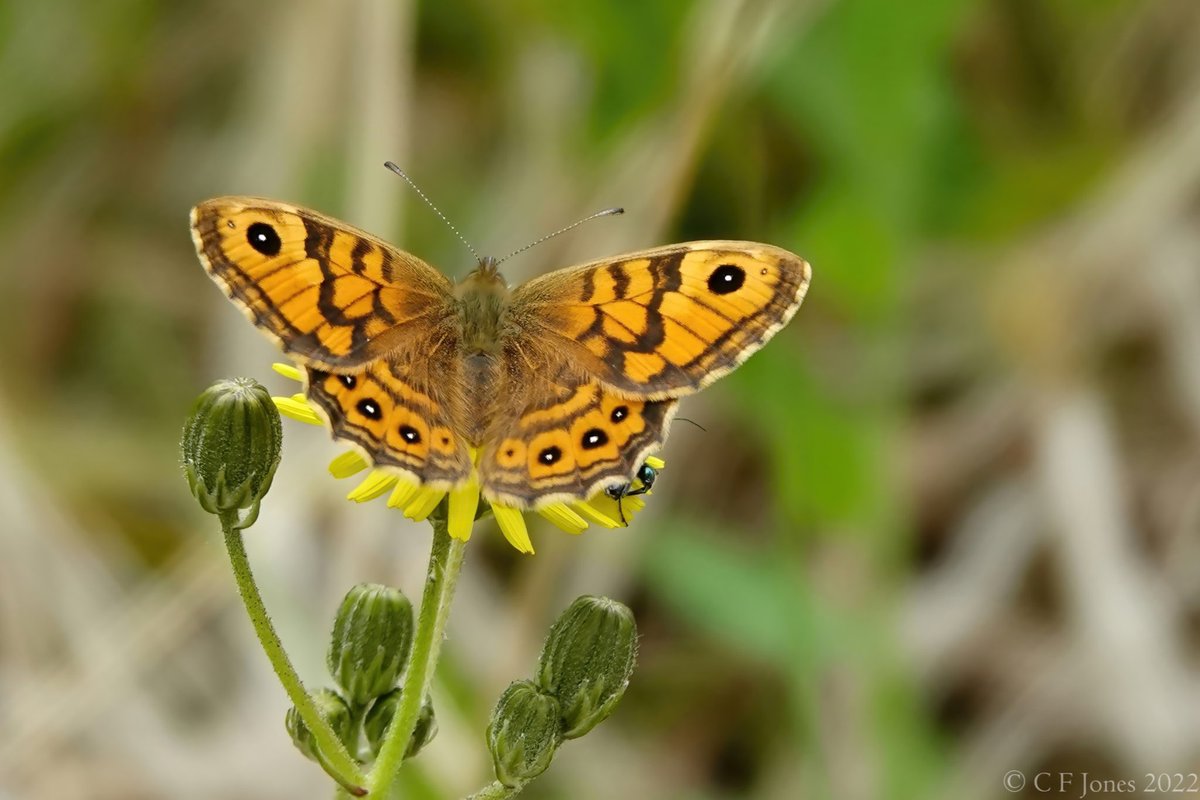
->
[[458, 256, 508, 294], [474, 255, 502, 280]]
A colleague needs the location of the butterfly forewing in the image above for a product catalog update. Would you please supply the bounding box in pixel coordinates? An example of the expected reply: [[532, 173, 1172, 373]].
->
[[509, 241, 811, 400], [191, 197, 454, 371]]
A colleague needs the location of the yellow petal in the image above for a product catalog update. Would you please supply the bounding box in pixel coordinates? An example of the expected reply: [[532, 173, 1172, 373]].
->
[[328, 450, 369, 479], [493, 505, 535, 554], [347, 470, 397, 502], [645, 456, 665, 469], [573, 501, 622, 529], [273, 396, 322, 425], [403, 488, 445, 522], [387, 480, 420, 509], [581, 490, 648, 527], [538, 503, 588, 535], [447, 481, 481, 542], [272, 362, 304, 382]]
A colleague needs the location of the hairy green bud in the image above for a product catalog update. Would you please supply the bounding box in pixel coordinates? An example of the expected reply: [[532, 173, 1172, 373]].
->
[[328, 583, 414, 707], [364, 688, 437, 759], [286, 689, 355, 763], [536, 595, 636, 739], [487, 680, 562, 788], [181, 377, 282, 529]]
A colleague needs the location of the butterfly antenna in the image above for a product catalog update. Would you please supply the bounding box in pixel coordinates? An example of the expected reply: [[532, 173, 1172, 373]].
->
[[675, 417, 708, 433], [384, 161, 481, 263], [495, 206, 625, 266]]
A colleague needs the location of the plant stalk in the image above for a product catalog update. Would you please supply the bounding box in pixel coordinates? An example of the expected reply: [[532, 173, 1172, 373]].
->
[[220, 512, 367, 796], [368, 517, 467, 797], [465, 780, 526, 800]]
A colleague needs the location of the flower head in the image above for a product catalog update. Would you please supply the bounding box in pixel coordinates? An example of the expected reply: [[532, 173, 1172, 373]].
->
[[536, 595, 636, 738], [182, 377, 282, 529], [327, 583, 414, 708], [364, 688, 437, 759], [270, 363, 663, 554], [486, 680, 562, 787], [286, 688, 354, 762]]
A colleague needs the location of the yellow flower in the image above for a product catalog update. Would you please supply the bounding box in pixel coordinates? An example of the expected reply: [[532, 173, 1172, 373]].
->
[[269, 363, 662, 554]]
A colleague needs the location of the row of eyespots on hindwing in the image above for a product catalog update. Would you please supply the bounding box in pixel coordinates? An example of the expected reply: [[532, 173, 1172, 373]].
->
[[306, 369, 460, 465]]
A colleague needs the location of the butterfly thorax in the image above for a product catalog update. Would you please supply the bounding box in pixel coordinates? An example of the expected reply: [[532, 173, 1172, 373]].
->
[[454, 259, 510, 354], [452, 260, 511, 442]]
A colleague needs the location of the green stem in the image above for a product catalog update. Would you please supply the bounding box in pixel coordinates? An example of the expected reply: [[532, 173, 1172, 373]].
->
[[368, 518, 467, 797], [220, 512, 367, 796], [464, 781, 526, 800]]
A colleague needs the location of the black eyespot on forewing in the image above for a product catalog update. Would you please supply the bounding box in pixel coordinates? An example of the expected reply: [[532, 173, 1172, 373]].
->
[[611, 405, 629, 423], [356, 398, 382, 420], [246, 222, 282, 256], [581, 428, 608, 450], [707, 264, 745, 295], [339, 374, 357, 389], [399, 424, 421, 444], [538, 446, 562, 465]]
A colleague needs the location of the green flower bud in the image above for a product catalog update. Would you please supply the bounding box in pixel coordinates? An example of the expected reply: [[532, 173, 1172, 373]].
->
[[328, 583, 414, 707], [286, 689, 355, 763], [536, 595, 637, 739], [363, 688, 438, 758], [181, 377, 282, 529], [487, 680, 562, 788]]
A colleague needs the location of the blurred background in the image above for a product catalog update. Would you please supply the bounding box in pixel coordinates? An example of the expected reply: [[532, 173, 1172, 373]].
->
[[3, 0, 1199, 798]]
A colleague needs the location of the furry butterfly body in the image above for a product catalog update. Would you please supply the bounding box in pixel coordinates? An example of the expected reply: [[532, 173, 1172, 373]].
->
[[191, 197, 811, 510]]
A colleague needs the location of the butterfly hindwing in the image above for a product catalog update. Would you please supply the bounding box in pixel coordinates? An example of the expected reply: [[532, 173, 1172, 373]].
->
[[478, 358, 677, 507], [510, 241, 811, 400], [191, 197, 454, 371], [305, 353, 472, 489]]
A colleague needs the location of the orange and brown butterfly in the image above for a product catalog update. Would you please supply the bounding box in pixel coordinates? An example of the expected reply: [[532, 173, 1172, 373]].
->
[[190, 190, 811, 545]]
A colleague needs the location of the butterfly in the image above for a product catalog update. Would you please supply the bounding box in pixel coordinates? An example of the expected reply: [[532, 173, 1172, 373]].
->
[[190, 196, 811, 512]]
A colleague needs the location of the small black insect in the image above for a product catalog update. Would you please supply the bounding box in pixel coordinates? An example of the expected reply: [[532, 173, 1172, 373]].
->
[[604, 462, 659, 525]]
